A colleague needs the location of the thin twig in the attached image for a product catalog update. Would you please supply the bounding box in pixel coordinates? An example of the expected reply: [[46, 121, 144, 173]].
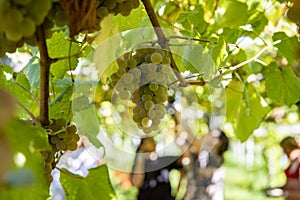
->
[[14, 81, 40, 105], [167, 35, 239, 48], [229, 40, 280, 71], [141, 0, 188, 87], [168, 74, 203, 87], [15, 100, 40, 126], [50, 40, 89, 64], [168, 35, 217, 44]]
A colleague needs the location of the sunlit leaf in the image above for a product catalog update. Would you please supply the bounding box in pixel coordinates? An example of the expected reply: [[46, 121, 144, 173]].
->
[[263, 62, 300, 105], [0, 120, 51, 199], [47, 32, 81, 79], [60, 165, 116, 200], [226, 80, 270, 141], [272, 32, 299, 63]]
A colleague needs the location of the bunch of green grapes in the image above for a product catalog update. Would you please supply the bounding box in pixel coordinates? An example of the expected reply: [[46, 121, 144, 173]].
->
[[41, 150, 55, 185], [95, 0, 139, 30], [131, 84, 168, 134], [111, 44, 172, 133], [0, 0, 52, 55], [48, 119, 80, 152], [0, 0, 51, 41], [42, 118, 80, 184]]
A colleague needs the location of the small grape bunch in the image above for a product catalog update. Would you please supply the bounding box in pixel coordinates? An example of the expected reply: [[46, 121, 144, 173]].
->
[[95, 0, 140, 31], [41, 150, 55, 185], [48, 119, 80, 152]]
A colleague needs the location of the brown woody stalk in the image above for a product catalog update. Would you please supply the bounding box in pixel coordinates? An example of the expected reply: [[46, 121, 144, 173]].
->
[[36, 25, 51, 126], [141, 0, 188, 86]]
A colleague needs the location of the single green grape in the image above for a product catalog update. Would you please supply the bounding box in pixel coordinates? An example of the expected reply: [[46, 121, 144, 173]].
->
[[97, 6, 109, 18], [67, 142, 78, 151], [50, 135, 60, 144], [141, 117, 152, 128], [142, 94, 152, 102], [150, 52, 163, 64], [66, 124, 77, 134], [144, 100, 155, 110], [56, 141, 67, 151], [149, 83, 159, 91], [127, 58, 138, 68]]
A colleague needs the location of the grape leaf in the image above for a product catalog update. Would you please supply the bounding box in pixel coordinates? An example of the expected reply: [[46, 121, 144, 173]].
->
[[26, 56, 40, 88], [73, 106, 102, 147], [182, 45, 216, 79], [113, 3, 144, 32], [47, 32, 81, 80], [226, 80, 270, 141], [208, 38, 227, 68], [0, 65, 35, 117], [0, 120, 51, 200], [215, 0, 248, 28], [272, 32, 299, 63], [49, 84, 73, 121], [225, 79, 243, 122], [60, 165, 116, 200], [263, 62, 300, 105]]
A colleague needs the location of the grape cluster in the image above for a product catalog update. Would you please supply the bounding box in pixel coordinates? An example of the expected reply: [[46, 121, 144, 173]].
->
[[0, 0, 52, 56], [132, 84, 168, 134], [111, 44, 172, 133], [42, 118, 80, 185], [48, 118, 80, 152], [41, 150, 55, 185], [0, 0, 140, 56]]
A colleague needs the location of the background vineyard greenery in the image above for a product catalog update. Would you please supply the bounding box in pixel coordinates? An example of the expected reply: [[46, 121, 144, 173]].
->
[[0, 0, 299, 199]]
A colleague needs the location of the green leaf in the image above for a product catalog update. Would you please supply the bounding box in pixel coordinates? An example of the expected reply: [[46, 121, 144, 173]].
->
[[226, 80, 270, 141], [73, 106, 102, 147], [182, 45, 216, 79], [248, 12, 268, 35], [26, 56, 40, 88], [176, 12, 192, 30], [113, 4, 145, 32], [49, 84, 73, 121], [0, 65, 36, 117], [216, 0, 248, 28], [263, 62, 300, 105], [272, 32, 299, 63], [47, 32, 81, 79], [175, 6, 208, 35], [208, 38, 227, 68], [225, 79, 243, 122], [188, 6, 208, 34], [0, 120, 51, 199], [60, 165, 116, 200]]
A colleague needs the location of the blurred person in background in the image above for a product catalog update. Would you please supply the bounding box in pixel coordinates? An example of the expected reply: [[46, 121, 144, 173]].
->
[[130, 137, 183, 200], [280, 136, 300, 200], [183, 129, 229, 200]]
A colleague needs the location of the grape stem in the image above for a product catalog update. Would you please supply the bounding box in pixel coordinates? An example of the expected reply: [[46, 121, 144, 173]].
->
[[168, 74, 206, 87], [141, 0, 188, 87], [36, 25, 51, 126], [14, 80, 40, 105], [50, 40, 88, 64], [167, 35, 239, 48], [15, 100, 40, 126]]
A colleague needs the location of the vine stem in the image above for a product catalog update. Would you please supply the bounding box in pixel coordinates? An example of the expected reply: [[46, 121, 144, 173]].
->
[[36, 25, 51, 126], [141, 0, 188, 87]]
